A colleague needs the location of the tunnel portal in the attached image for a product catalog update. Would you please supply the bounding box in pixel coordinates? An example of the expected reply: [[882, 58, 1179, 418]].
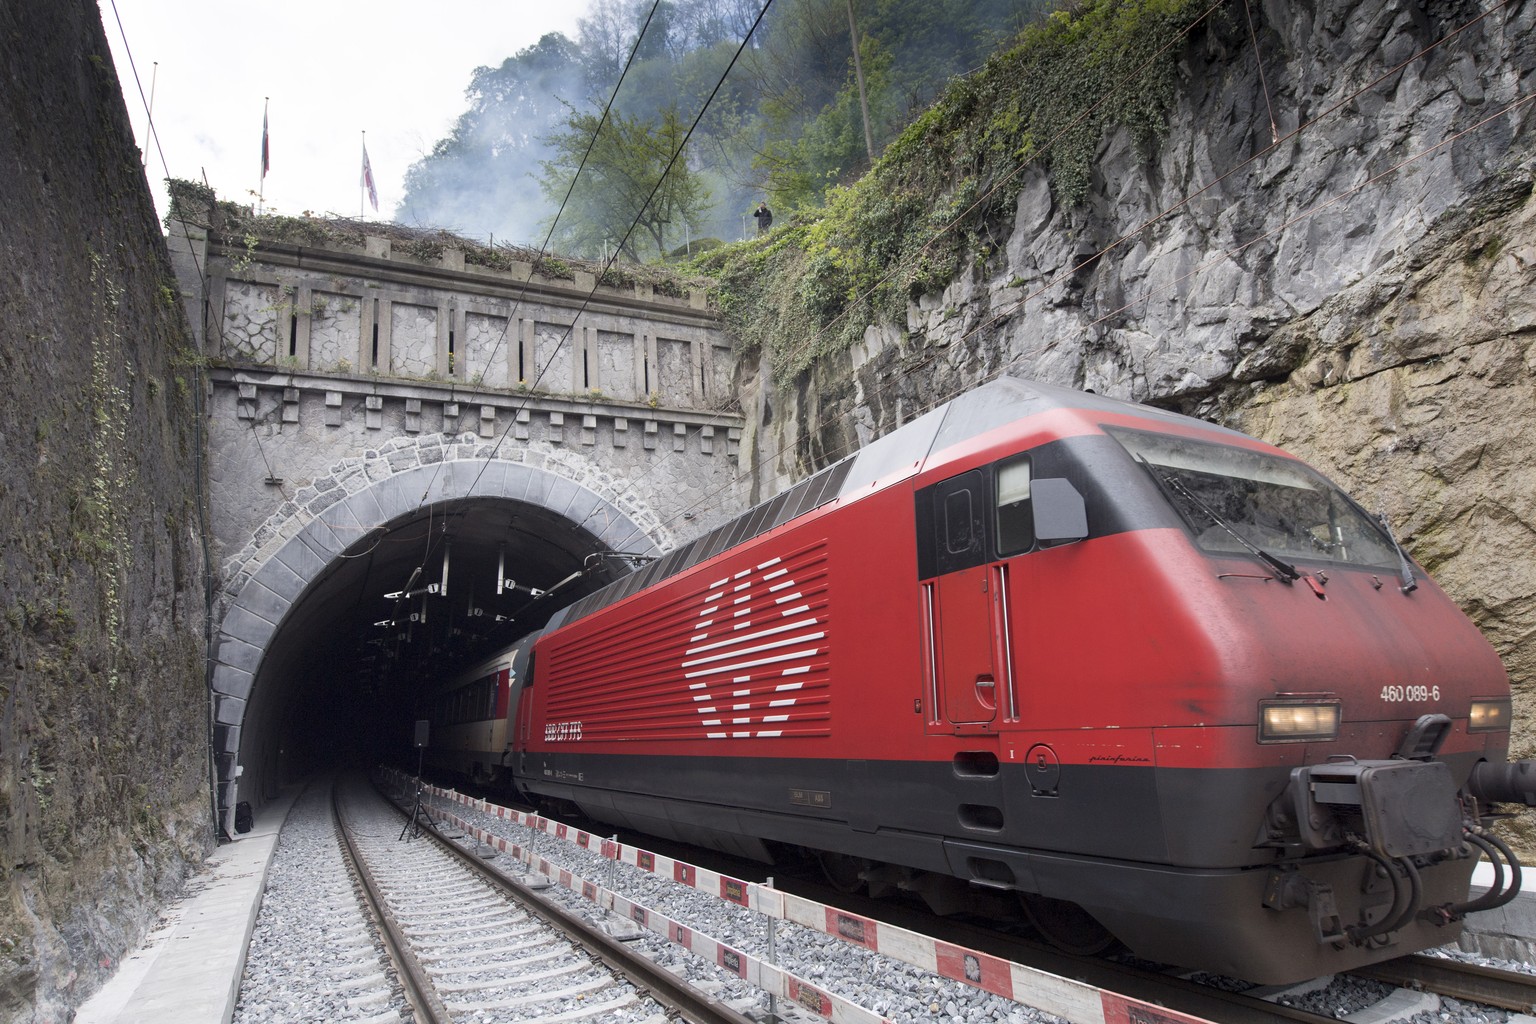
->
[[211, 456, 665, 836]]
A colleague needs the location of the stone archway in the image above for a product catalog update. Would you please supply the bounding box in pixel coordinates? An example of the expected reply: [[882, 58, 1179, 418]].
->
[[205, 433, 668, 836]]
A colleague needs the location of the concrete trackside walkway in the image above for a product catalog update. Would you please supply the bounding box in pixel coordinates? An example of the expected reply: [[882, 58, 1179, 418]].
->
[[1461, 858, 1536, 964], [74, 790, 299, 1024]]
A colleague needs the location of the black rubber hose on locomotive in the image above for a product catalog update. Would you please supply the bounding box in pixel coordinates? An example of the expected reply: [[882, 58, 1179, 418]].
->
[[1447, 831, 1523, 918], [1346, 847, 1410, 945], [1382, 855, 1423, 937]]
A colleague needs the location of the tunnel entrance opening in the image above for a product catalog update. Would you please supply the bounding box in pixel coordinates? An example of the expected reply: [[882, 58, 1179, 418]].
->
[[213, 457, 666, 836], [245, 496, 628, 802]]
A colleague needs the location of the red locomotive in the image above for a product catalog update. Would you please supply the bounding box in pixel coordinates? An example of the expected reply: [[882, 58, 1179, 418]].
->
[[421, 377, 1533, 983]]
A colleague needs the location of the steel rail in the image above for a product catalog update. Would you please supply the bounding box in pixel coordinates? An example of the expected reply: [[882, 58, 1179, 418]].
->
[[1350, 954, 1536, 1013], [374, 776, 759, 1024], [408, 776, 1339, 1024], [331, 781, 454, 1024]]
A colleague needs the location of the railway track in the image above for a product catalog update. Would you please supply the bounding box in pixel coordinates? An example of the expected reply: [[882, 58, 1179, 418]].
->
[[333, 774, 756, 1024], [842, 883, 1536, 1024], [232, 778, 407, 1023], [399, 770, 1535, 1024], [1349, 953, 1536, 1014]]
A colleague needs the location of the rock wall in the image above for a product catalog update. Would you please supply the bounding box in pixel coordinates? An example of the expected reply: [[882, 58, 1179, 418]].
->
[[743, 0, 1535, 843], [0, 3, 212, 1022]]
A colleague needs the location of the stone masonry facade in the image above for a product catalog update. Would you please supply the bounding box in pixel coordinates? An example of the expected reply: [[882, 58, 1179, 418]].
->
[[164, 194, 750, 592]]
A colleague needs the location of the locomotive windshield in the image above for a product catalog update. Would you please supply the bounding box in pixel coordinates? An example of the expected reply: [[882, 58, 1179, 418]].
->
[[1108, 427, 1399, 570]]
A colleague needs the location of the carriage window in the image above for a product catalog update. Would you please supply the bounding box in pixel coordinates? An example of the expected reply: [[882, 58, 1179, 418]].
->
[[995, 456, 1034, 556]]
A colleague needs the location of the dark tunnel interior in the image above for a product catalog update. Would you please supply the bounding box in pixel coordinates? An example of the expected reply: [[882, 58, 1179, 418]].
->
[[243, 497, 642, 791]]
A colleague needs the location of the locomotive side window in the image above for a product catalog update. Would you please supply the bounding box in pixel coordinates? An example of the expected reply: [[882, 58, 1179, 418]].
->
[[995, 456, 1034, 556]]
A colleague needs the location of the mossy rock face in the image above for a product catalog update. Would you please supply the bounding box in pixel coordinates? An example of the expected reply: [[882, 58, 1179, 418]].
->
[[2, 2, 213, 1019], [703, 0, 1211, 389]]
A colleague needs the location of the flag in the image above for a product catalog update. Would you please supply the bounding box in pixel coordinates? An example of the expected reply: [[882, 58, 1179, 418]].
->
[[260, 106, 270, 181], [360, 140, 378, 211]]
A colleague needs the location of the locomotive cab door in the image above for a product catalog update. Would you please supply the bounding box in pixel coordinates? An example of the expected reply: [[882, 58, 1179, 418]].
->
[[922, 470, 1005, 732]]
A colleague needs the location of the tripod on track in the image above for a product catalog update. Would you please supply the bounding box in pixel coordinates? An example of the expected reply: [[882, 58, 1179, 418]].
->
[[400, 719, 429, 841]]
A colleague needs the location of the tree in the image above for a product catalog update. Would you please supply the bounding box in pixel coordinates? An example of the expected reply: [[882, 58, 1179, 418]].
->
[[540, 105, 711, 261], [397, 33, 584, 242], [399, 0, 1060, 242]]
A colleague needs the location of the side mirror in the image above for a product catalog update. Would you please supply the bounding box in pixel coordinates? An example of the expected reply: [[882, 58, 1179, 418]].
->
[[1032, 478, 1088, 545]]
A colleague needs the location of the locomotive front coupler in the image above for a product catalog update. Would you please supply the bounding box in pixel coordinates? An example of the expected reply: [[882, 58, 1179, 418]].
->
[[1284, 757, 1464, 859], [1258, 755, 1484, 945]]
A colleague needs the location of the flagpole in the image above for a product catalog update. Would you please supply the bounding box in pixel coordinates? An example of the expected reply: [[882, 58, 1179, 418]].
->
[[360, 131, 366, 219]]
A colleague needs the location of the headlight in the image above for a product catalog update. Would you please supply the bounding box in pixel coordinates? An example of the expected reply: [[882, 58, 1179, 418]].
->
[[1259, 701, 1341, 743], [1468, 698, 1512, 733]]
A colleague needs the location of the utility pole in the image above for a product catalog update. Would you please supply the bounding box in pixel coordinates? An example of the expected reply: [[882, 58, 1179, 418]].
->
[[847, 0, 875, 164]]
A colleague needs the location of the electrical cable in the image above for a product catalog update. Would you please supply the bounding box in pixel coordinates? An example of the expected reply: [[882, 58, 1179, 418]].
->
[[405, 0, 673, 512], [399, 0, 776, 613], [777, 0, 1518, 378], [108, 0, 235, 836], [968, 0, 1525, 349], [652, 43, 1530, 544], [115, 0, 1523, 692], [1242, 0, 1279, 146]]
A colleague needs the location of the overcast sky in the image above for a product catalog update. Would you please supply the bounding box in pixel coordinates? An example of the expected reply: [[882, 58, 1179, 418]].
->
[[102, 1, 589, 230]]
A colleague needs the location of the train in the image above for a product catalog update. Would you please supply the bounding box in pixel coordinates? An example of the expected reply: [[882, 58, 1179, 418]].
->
[[417, 376, 1535, 984]]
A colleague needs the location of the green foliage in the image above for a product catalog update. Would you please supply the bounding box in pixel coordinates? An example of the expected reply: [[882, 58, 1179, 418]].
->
[[397, 0, 1054, 247], [540, 105, 710, 261], [970, 0, 1207, 206], [1465, 234, 1504, 265], [164, 177, 216, 217], [702, 0, 1209, 385], [751, 0, 1044, 204]]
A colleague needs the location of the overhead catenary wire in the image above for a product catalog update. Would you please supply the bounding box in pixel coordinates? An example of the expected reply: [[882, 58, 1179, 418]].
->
[[397, 0, 716, 596], [403, 0, 674, 523], [647, 0, 1236, 528], [577, 0, 1239, 540], [774, 0, 1518, 378], [400, 0, 776, 613], [110, 0, 1521, 653]]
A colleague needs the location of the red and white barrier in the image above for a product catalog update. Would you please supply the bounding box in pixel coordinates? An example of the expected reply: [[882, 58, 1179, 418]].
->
[[383, 770, 1216, 1024]]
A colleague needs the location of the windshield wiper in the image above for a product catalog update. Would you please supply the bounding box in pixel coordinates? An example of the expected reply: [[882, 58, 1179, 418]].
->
[[1376, 511, 1419, 594], [1137, 456, 1301, 583]]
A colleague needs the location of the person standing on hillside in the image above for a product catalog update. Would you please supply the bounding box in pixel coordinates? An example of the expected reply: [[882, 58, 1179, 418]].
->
[[753, 201, 773, 235]]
